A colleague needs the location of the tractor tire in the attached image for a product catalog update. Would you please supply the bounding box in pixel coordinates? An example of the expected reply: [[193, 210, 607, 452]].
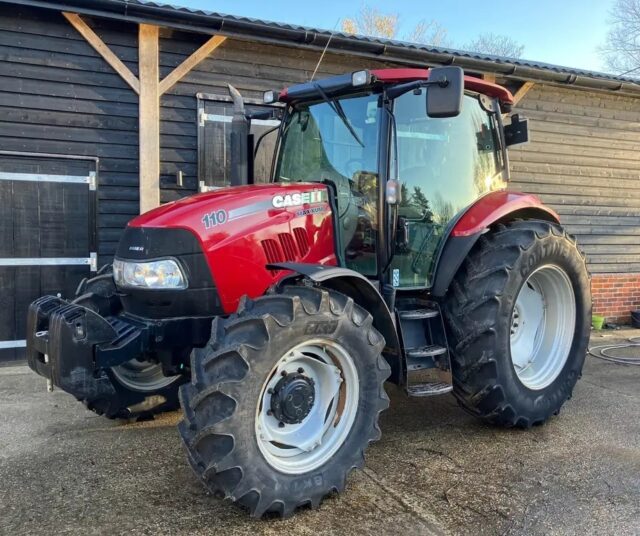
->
[[443, 220, 591, 428], [178, 286, 390, 518], [72, 268, 185, 420]]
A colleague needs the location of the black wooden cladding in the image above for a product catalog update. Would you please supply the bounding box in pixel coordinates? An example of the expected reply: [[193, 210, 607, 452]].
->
[[0, 7, 138, 267], [1, 5, 639, 276], [0, 5, 385, 265]]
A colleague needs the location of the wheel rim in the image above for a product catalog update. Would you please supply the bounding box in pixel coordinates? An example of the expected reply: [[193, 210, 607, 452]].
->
[[255, 339, 359, 474], [510, 264, 576, 390], [111, 359, 178, 392]]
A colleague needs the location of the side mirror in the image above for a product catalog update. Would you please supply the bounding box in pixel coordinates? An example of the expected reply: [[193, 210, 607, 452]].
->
[[426, 66, 464, 118], [504, 114, 529, 146]]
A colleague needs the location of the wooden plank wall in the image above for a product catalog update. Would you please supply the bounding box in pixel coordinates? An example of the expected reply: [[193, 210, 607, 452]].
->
[[509, 84, 640, 273], [0, 7, 139, 267], [0, 6, 391, 266]]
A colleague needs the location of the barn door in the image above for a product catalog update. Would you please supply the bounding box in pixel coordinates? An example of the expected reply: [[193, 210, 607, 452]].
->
[[197, 93, 280, 189], [0, 152, 97, 363]]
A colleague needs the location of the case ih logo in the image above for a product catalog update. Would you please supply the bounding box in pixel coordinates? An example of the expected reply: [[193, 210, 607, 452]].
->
[[272, 190, 326, 208]]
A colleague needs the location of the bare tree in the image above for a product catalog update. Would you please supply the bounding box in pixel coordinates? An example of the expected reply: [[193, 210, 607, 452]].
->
[[600, 0, 640, 75], [341, 6, 450, 46], [341, 6, 525, 57], [464, 33, 525, 58]]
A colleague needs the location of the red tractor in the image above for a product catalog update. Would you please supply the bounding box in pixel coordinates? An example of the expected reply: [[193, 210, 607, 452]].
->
[[26, 67, 591, 518]]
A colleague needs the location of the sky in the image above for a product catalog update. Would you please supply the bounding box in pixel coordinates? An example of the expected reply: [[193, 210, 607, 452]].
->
[[165, 0, 614, 73]]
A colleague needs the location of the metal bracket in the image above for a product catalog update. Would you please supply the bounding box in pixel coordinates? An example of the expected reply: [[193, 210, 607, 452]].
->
[[0, 340, 26, 349], [0, 171, 93, 185], [0, 257, 95, 267], [200, 112, 281, 127]]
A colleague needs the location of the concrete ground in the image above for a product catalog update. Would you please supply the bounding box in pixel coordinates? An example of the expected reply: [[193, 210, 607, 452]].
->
[[1, 331, 638, 536]]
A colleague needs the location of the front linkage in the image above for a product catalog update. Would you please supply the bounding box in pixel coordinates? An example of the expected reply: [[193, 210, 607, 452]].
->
[[26, 274, 196, 419]]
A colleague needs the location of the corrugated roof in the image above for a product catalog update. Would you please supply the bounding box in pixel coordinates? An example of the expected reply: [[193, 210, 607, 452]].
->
[[7, 0, 640, 94], [131, 0, 639, 84]]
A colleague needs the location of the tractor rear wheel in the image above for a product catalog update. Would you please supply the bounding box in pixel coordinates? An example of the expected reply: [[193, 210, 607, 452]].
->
[[443, 220, 591, 427], [178, 286, 390, 518]]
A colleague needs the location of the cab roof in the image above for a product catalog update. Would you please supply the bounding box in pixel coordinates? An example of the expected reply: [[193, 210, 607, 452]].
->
[[279, 68, 514, 105]]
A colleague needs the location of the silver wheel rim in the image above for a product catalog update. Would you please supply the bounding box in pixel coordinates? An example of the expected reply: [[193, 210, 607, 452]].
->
[[111, 359, 179, 392], [510, 264, 576, 390], [255, 339, 359, 474]]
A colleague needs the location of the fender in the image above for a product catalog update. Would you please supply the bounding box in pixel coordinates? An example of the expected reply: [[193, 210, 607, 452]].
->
[[431, 191, 560, 297], [270, 262, 402, 384]]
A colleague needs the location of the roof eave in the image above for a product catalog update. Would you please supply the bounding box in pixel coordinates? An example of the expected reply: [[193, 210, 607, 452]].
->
[[5, 0, 640, 97]]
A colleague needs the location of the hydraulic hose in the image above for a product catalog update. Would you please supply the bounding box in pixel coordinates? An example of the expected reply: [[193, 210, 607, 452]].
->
[[588, 336, 640, 366]]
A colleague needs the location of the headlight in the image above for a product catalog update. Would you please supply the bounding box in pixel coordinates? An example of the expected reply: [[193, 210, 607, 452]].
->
[[113, 258, 187, 289]]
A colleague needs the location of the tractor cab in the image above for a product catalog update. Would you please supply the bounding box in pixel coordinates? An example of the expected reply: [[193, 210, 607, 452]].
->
[[263, 68, 526, 290]]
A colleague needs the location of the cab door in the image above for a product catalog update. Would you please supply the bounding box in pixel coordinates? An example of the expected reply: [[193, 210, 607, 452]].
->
[[389, 91, 505, 289]]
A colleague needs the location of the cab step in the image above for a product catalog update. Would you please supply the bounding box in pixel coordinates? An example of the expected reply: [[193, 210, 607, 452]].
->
[[396, 299, 453, 398], [407, 382, 453, 397], [406, 344, 447, 360], [398, 308, 439, 320]]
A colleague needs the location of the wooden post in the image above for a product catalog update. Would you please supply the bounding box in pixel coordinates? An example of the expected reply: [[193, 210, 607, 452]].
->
[[513, 81, 535, 106], [138, 24, 160, 213], [63, 13, 227, 213]]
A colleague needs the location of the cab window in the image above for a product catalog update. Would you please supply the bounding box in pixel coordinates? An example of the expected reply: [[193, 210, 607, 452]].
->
[[275, 94, 380, 275]]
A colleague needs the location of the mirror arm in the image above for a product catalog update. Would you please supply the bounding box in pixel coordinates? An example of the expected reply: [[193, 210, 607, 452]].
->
[[385, 78, 445, 100]]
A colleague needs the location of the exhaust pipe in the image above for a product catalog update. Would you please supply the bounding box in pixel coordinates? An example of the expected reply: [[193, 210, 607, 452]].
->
[[227, 84, 249, 186]]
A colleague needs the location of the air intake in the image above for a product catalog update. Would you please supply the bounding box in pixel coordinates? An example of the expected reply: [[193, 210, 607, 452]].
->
[[261, 239, 284, 266], [293, 228, 310, 257], [278, 233, 299, 260]]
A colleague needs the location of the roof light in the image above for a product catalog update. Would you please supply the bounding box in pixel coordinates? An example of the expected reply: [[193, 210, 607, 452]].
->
[[351, 70, 370, 87], [263, 90, 278, 104]]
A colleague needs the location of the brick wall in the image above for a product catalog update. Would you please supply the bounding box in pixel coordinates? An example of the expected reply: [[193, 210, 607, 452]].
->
[[591, 274, 640, 324]]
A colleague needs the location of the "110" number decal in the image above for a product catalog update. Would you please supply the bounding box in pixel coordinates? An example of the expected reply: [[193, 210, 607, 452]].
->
[[202, 209, 228, 229]]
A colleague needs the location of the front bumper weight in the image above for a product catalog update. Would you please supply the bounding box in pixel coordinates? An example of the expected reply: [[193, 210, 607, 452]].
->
[[26, 296, 121, 400]]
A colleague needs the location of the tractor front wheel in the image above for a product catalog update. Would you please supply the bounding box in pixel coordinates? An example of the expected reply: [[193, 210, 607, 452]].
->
[[444, 220, 591, 427], [178, 286, 390, 517]]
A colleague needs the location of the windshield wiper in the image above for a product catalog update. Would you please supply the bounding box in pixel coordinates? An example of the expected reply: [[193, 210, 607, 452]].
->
[[313, 83, 364, 147]]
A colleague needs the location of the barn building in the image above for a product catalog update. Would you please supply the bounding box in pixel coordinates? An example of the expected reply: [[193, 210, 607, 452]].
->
[[1, 0, 639, 361]]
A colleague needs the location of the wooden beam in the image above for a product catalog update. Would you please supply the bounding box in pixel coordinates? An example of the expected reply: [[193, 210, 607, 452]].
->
[[483, 73, 497, 84], [138, 24, 160, 212], [513, 81, 535, 106], [63, 12, 140, 94], [158, 35, 227, 96]]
